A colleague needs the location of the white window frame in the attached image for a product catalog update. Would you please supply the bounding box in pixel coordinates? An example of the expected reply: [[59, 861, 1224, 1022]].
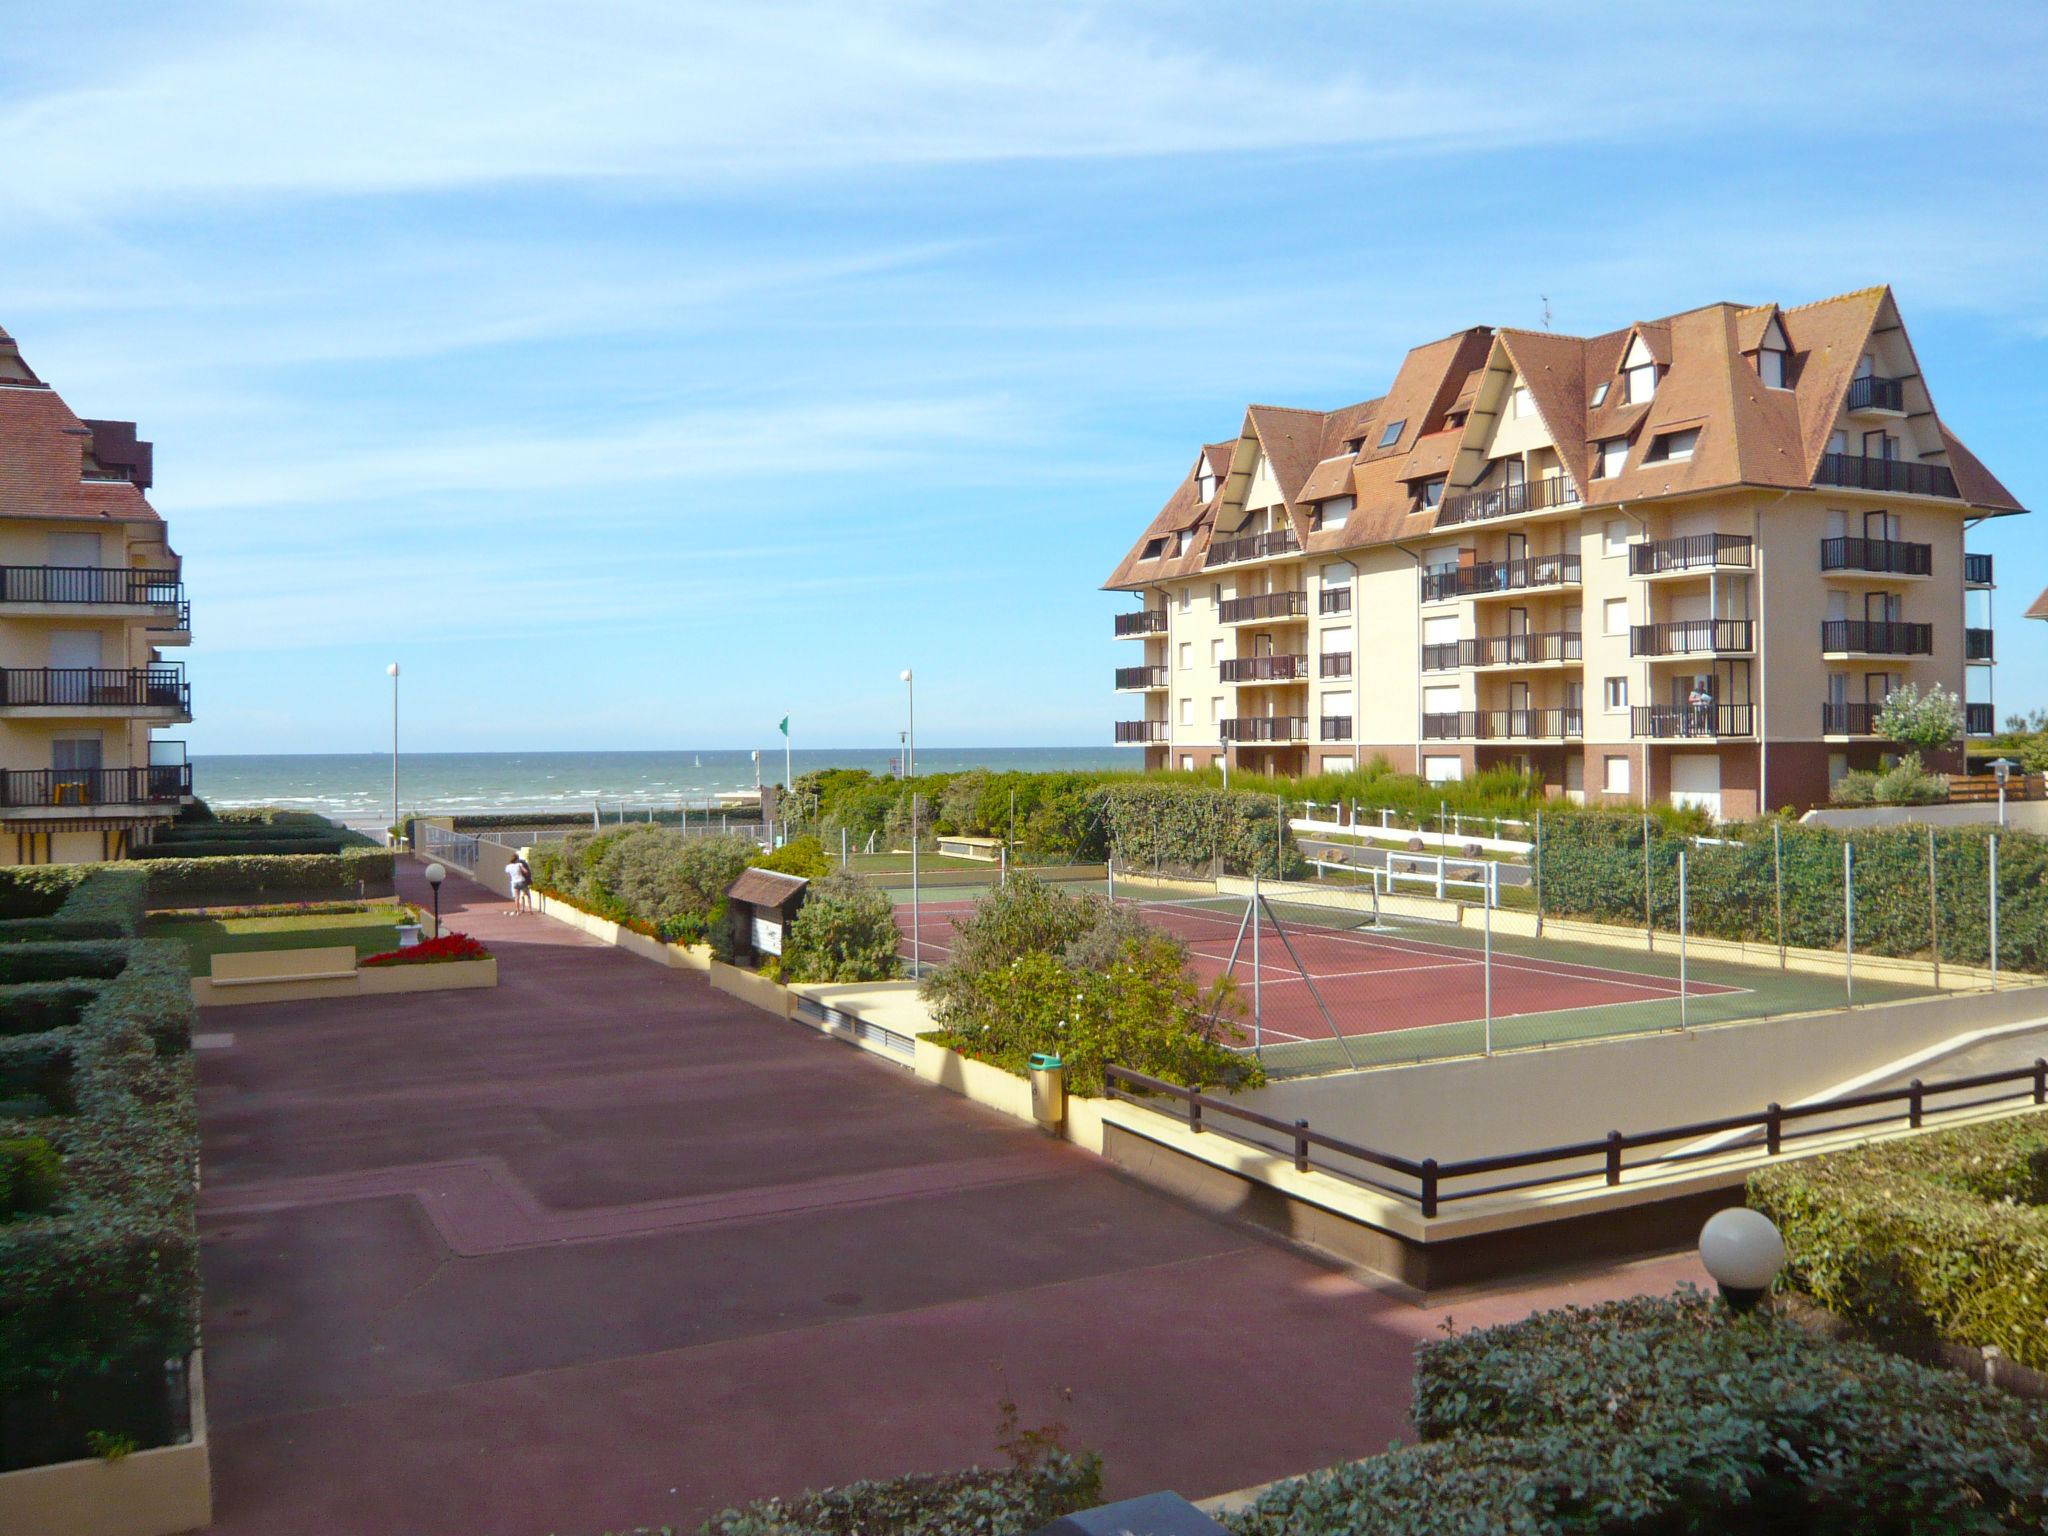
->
[[1603, 597, 1630, 636], [1603, 519, 1630, 557], [1603, 677, 1629, 712], [1603, 755, 1631, 794]]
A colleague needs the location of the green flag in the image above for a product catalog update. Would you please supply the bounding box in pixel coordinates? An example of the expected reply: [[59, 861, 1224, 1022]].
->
[[778, 716, 789, 736]]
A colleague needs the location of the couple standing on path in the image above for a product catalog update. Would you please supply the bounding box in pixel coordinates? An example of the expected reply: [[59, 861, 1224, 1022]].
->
[[504, 853, 536, 913]]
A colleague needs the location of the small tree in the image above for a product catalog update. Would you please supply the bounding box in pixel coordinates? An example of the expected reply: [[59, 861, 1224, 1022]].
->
[[780, 869, 899, 983], [1874, 682, 1966, 756]]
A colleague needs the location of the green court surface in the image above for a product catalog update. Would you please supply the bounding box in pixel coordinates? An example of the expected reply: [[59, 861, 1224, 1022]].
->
[[145, 908, 408, 973]]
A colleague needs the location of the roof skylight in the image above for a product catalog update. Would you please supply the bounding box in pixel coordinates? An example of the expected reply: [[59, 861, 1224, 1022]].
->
[[1377, 419, 1406, 449]]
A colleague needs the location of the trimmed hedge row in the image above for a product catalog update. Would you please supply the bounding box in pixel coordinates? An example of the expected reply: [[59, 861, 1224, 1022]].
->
[[1749, 1110, 2048, 1370], [0, 869, 149, 944], [1537, 813, 2048, 970], [137, 845, 394, 906], [0, 912, 197, 1469], [1093, 782, 1303, 880], [1226, 1291, 2048, 1535], [697, 1454, 1101, 1536]]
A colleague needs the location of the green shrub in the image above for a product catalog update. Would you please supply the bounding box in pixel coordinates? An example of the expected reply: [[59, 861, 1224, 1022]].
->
[[696, 1453, 1102, 1536], [1227, 1291, 2048, 1536], [0, 1136, 63, 1217], [1749, 1111, 2048, 1369], [137, 846, 394, 906], [0, 867, 89, 921], [531, 828, 755, 932], [0, 868, 148, 944], [919, 875, 1103, 1022], [780, 870, 899, 983], [1092, 782, 1303, 879], [0, 985, 97, 1037], [1875, 753, 1949, 805], [0, 943, 128, 986], [752, 835, 830, 881], [1830, 768, 1880, 806]]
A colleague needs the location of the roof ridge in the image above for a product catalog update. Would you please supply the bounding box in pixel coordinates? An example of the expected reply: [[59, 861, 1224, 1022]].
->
[[1781, 284, 1888, 315]]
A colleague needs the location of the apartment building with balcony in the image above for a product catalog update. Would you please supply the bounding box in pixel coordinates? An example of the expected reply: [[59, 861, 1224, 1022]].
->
[[0, 324, 192, 862], [1104, 288, 2024, 816]]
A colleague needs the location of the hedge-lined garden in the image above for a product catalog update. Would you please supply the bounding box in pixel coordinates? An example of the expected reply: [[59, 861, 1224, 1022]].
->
[[0, 868, 198, 1471], [1225, 1291, 2048, 1534], [1750, 1110, 2048, 1371]]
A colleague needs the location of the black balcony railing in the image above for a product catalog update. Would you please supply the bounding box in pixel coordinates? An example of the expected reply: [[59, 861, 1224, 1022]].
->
[[1631, 620, 1754, 657], [1472, 630, 1582, 667], [1420, 553, 1580, 602], [1845, 375, 1905, 413], [1632, 703, 1756, 739], [1220, 655, 1309, 682], [0, 764, 192, 810], [1114, 609, 1168, 637], [1219, 590, 1308, 623], [1435, 473, 1582, 528], [0, 667, 189, 712], [1320, 653, 1352, 679], [1318, 587, 1352, 615], [1423, 709, 1582, 741], [1967, 627, 1995, 661], [1205, 529, 1300, 568], [1820, 620, 1933, 656], [1114, 666, 1168, 690], [0, 566, 186, 609], [1966, 552, 1994, 586], [1968, 703, 1996, 735], [1823, 703, 1884, 736], [1422, 641, 1464, 672], [1320, 716, 1353, 742], [1820, 536, 1933, 576], [1814, 452, 1959, 499], [1115, 720, 1169, 743], [1628, 533, 1754, 576], [1222, 716, 1308, 743]]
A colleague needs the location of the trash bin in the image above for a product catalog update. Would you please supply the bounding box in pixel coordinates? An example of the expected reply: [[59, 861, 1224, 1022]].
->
[[1028, 1052, 1065, 1130]]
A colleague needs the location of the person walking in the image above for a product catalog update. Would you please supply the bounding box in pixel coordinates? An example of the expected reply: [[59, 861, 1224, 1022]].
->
[[507, 853, 534, 914]]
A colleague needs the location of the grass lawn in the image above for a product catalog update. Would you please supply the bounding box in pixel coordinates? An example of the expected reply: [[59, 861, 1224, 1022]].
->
[[146, 908, 408, 974]]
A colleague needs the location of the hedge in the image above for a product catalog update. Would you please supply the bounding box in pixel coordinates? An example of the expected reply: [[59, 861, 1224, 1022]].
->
[[693, 1454, 1102, 1536], [0, 868, 148, 943], [0, 933, 197, 1469], [1749, 1111, 2048, 1370], [1226, 1290, 2048, 1535], [1092, 782, 1303, 879], [137, 845, 394, 906], [1536, 812, 2048, 970]]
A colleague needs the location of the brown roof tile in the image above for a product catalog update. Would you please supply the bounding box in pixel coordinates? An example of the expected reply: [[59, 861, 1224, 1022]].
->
[[728, 868, 809, 908]]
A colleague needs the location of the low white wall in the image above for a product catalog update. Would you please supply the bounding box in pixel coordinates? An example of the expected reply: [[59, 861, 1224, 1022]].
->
[[1232, 985, 2048, 1165], [1801, 802, 2048, 832]]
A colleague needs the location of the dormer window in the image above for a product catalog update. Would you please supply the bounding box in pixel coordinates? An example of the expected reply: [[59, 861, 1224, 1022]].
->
[[1377, 418, 1407, 450], [1311, 496, 1353, 532], [1197, 473, 1218, 501], [1757, 316, 1790, 389], [1643, 429, 1698, 464], [1175, 530, 1192, 556], [1343, 437, 1364, 455], [1622, 335, 1658, 404], [1594, 438, 1628, 479], [1141, 537, 1166, 560], [1415, 477, 1446, 509], [1590, 381, 1610, 408], [1511, 385, 1534, 418]]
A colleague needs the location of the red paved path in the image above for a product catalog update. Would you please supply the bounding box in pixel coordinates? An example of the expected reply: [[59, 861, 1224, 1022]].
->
[[197, 862, 1705, 1535]]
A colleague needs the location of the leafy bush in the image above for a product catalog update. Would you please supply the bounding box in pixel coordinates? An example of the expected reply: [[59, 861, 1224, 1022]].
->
[[1227, 1291, 2048, 1536], [531, 828, 755, 933], [137, 846, 394, 906], [0, 868, 148, 943], [0, 985, 96, 1038], [1875, 681, 1967, 754], [694, 1454, 1101, 1536], [361, 932, 489, 966], [780, 870, 899, 983], [1749, 1111, 2048, 1369], [1092, 782, 1302, 879], [752, 835, 830, 881], [1830, 768, 1880, 806], [0, 1135, 63, 1217]]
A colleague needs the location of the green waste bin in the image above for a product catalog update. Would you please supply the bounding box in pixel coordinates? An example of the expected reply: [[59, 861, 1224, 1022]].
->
[[1028, 1052, 1065, 1130]]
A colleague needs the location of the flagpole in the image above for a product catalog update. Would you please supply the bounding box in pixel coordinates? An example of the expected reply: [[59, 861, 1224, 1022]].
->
[[782, 715, 792, 792]]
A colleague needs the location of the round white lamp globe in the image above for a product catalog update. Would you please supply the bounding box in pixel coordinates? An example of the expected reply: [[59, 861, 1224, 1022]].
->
[[900, 669, 912, 682], [424, 863, 446, 886], [388, 663, 400, 677], [1698, 1207, 1785, 1314]]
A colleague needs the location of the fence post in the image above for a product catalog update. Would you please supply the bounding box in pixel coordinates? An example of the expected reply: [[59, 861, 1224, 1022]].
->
[[1188, 1090, 1204, 1134], [1990, 834, 2001, 980], [1678, 851, 1689, 1030], [1483, 890, 1493, 1057], [1605, 1130, 1623, 1186], [1251, 863, 1262, 1057], [1928, 827, 1941, 989], [1844, 839, 1855, 1006], [2035, 1058, 2045, 1107], [910, 793, 920, 977], [1773, 821, 1786, 970], [1293, 1119, 1310, 1173], [1908, 1077, 1924, 1130], [1766, 1102, 1782, 1156], [1420, 1158, 1439, 1218], [1643, 813, 1654, 953], [1533, 811, 1543, 931]]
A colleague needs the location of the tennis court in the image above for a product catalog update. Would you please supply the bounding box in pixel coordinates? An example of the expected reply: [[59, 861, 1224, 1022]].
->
[[889, 883, 1943, 1077]]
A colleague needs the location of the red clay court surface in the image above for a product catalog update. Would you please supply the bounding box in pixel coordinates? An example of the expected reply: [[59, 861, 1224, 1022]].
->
[[894, 896, 1740, 1047]]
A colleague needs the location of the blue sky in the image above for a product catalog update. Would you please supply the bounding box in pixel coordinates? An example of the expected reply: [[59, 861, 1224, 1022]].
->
[[3, 2, 2046, 754]]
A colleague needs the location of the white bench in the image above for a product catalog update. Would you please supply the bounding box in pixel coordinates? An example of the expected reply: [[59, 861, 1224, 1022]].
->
[[209, 946, 359, 987]]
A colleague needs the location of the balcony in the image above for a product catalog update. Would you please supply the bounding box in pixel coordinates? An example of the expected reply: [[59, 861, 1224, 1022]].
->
[[1423, 709, 1583, 741], [1205, 529, 1300, 568], [1967, 627, 1995, 662], [1114, 665, 1168, 690], [1114, 609, 1168, 638], [0, 667, 190, 719], [0, 764, 192, 813], [1820, 620, 1933, 657], [1821, 536, 1932, 576], [1320, 653, 1353, 679], [1823, 703, 1882, 737], [0, 566, 189, 635], [1318, 587, 1352, 615], [1220, 590, 1308, 624], [1813, 452, 1959, 499], [1629, 533, 1754, 577], [1115, 720, 1169, 743], [1966, 552, 1994, 587], [1435, 472, 1582, 528], [1845, 375, 1906, 414], [1220, 654, 1309, 683], [1473, 630, 1581, 667], [1968, 702, 1996, 736], [1633, 703, 1756, 739], [1222, 716, 1308, 743], [1320, 716, 1353, 742], [1420, 553, 1580, 603], [1631, 620, 1754, 657]]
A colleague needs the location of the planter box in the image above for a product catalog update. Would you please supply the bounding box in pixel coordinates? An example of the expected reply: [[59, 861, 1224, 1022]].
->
[[192, 951, 497, 1007], [708, 959, 794, 1018], [0, 1352, 210, 1536], [533, 894, 710, 969]]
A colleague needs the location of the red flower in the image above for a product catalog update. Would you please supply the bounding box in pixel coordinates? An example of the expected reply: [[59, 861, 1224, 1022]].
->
[[362, 932, 490, 966]]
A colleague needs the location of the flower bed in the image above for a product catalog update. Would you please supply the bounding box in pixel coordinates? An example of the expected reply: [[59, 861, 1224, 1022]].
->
[[361, 933, 489, 967]]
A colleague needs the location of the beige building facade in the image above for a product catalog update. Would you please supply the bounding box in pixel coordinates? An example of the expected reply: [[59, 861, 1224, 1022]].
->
[[1106, 289, 2021, 816], [0, 325, 191, 863]]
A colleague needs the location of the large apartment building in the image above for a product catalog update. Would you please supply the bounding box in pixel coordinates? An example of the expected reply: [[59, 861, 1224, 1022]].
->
[[1104, 288, 2023, 816], [0, 324, 192, 863]]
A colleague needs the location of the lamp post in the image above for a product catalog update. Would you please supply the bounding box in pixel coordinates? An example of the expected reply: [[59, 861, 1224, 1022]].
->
[[900, 669, 915, 779], [1698, 1207, 1786, 1315], [1992, 757, 2015, 827], [387, 663, 400, 846], [423, 862, 446, 936]]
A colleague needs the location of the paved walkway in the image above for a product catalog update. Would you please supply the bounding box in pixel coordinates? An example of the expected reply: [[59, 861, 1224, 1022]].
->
[[197, 862, 1706, 1536]]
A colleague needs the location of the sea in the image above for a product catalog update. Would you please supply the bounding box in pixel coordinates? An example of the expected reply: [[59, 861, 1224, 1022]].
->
[[192, 748, 1128, 831]]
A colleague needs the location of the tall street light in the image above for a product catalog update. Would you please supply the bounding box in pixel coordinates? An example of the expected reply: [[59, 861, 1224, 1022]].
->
[[900, 669, 915, 779], [387, 663, 400, 845]]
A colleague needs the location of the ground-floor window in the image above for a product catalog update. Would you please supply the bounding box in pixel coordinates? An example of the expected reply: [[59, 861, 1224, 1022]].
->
[[1425, 755, 1463, 783], [1604, 754, 1631, 794]]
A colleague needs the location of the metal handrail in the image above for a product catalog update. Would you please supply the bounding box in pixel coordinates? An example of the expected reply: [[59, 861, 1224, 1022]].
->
[[0, 764, 192, 808], [1420, 554, 1580, 602], [1815, 453, 1959, 499], [1205, 529, 1301, 568], [1632, 703, 1756, 738], [1820, 620, 1933, 655], [1845, 375, 1904, 413], [1114, 666, 1168, 689], [1436, 473, 1581, 527], [0, 667, 189, 710], [1221, 715, 1308, 742], [1220, 655, 1308, 682], [1114, 609, 1168, 637], [1628, 533, 1754, 576], [1219, 590, 1308, 623], [0, 566, 184, 606], [1820, 536, 1933, 575], [1631, 619, 1753, 657]]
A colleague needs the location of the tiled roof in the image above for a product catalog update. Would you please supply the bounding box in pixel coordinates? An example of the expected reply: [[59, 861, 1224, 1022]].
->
[[1105, 287, 2025, 592], [0, 328, 161, 526], [2026, 585, 2048, 622], [727, 868, 809, 908]]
